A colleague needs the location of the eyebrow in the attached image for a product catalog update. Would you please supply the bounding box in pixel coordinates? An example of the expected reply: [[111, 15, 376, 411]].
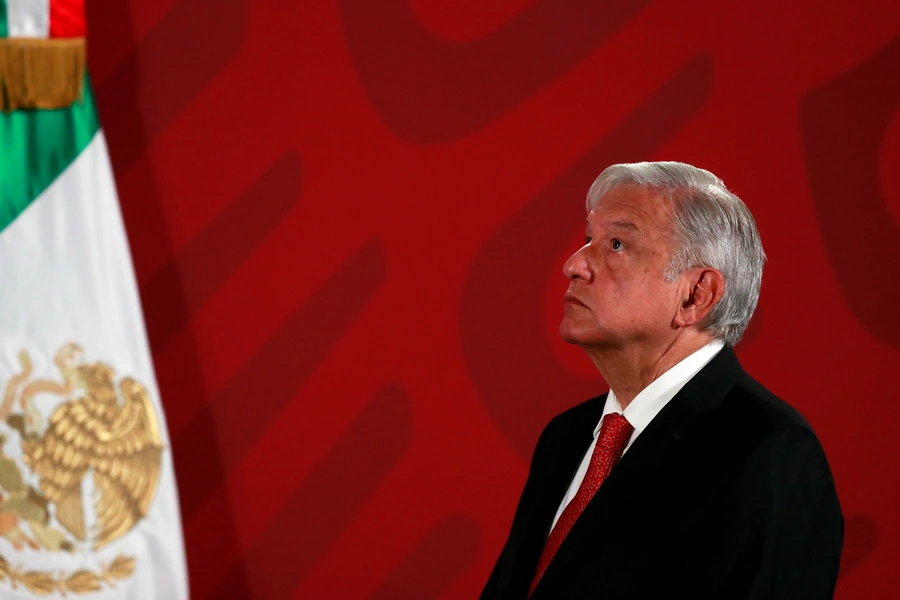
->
[[610, 220, 639, 232], [585, 219, 640, 236]]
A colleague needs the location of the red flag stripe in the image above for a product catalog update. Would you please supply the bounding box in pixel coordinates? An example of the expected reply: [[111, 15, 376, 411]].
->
[[49, 0, 84, 38]]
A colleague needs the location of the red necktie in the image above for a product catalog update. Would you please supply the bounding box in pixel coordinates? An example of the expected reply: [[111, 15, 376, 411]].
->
[[528, 412, 634, 597]]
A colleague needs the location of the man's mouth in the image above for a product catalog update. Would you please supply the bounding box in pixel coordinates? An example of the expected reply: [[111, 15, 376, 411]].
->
[[564, 292, 587, 307]]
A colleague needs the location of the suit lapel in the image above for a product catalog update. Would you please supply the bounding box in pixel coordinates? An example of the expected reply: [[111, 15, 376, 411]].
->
[[530, 346, 744, 600], [498, 397, 605, 599]]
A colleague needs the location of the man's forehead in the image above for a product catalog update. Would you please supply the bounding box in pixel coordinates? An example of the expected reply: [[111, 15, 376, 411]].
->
[[588, 186, 670, 229]]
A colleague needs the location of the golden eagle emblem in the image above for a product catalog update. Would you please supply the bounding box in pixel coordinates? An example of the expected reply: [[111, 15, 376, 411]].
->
[[0, 342, 163, 555]]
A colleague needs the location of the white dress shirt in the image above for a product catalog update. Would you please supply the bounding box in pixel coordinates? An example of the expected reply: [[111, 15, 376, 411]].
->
[[549, 340, 725, 532]]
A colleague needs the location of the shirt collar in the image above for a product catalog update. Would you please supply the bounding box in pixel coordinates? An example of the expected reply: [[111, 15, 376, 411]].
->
[[597, 340, 725, 439]]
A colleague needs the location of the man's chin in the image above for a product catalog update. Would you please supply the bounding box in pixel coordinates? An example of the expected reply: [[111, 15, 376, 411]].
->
[[559, 321, 602, 346]]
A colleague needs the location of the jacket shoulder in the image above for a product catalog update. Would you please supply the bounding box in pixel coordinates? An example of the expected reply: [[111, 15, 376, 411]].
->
[[721, 371, 814, 434]]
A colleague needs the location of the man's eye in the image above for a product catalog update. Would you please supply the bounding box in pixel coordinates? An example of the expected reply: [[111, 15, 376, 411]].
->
[[611, 239, 624, 251], [585, 236, 592, 245]]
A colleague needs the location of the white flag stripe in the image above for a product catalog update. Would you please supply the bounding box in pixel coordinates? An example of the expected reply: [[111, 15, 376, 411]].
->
[[0, 132, 189, 599], [5, 0, 50, 37]]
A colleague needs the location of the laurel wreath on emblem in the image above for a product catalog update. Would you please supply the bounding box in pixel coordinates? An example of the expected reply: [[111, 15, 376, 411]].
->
[[0, 553, 134, 595], [0, 343, 164, 595]]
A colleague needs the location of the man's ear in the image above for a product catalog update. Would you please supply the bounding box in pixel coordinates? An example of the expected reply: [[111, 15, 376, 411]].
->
[[673, 268, 726, 329]]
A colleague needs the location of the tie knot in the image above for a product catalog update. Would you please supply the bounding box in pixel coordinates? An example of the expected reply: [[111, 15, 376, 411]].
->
[[597, 412, 633, 452]]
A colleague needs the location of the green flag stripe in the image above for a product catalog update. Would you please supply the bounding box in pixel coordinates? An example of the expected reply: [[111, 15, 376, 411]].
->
[[0, 74, 100, 234], [0, 1, 7, 37]]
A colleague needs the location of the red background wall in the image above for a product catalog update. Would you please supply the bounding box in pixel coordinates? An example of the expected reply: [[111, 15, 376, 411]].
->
[[84, 1, 900, 598]]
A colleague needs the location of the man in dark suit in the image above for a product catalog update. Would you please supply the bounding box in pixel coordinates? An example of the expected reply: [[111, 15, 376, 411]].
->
[[480, 162, 843, 599]]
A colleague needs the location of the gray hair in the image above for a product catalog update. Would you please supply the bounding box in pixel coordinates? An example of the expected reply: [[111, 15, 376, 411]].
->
[[586, 161, 765, 346]]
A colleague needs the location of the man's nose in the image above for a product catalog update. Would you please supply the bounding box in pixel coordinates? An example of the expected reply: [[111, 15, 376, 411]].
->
[[563, 247, 592, 282]]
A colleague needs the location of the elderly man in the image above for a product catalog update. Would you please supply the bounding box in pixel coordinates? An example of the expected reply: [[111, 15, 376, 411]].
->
[[480, 162, 843, 599]]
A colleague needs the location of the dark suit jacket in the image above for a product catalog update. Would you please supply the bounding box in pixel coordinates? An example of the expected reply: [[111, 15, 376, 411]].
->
[[480, 346, 843, 599]]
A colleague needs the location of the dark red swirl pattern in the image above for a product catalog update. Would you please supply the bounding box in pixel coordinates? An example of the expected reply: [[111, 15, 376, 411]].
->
[[82, 1, 900, 597]]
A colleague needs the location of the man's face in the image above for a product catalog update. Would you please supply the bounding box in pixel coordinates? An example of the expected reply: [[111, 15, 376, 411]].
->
[[560, 184, 683, 349]]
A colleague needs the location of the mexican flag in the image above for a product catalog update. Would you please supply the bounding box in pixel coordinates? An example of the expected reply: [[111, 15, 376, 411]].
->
[[0, 2, 189, 599]]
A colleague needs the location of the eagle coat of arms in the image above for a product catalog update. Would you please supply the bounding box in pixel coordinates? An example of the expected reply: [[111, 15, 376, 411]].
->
[[0, 343, 163, 595]]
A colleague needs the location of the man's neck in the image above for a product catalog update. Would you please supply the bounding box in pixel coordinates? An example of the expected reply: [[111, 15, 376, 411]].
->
[[584, 333, 716, 409]]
